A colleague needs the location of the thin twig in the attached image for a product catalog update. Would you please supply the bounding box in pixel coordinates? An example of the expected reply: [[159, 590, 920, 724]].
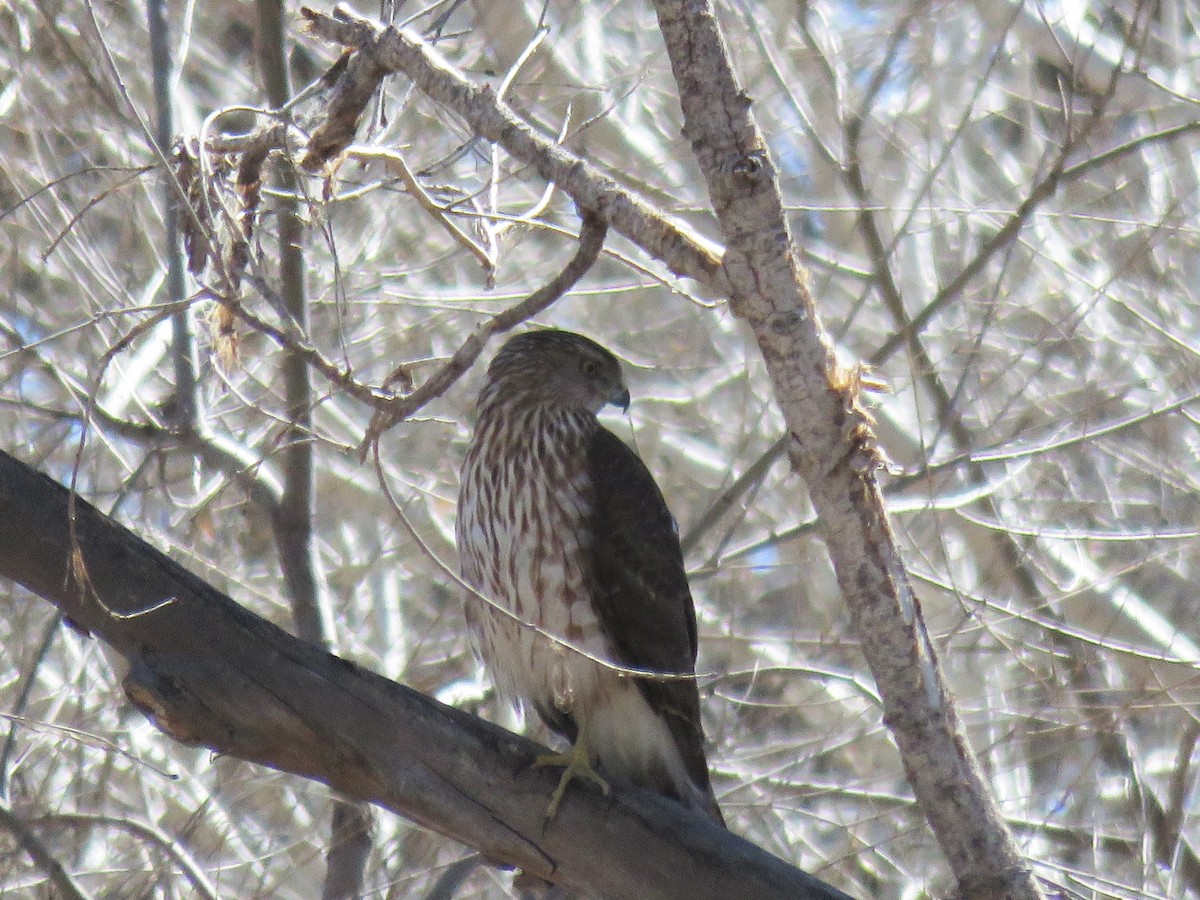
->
[[231, 277, 395, 408], [357, 210, 608, 454], [148, 0, 199, 427], [0, 800, 92, 900], [681, 434, 787, 556], [0, 614, 62, 802], [31, 813, 219, 900], [346, 146, 495, 273]]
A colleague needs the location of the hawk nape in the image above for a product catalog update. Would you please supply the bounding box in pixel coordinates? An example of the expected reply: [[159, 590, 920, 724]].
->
[[456, 329, 722, 824]]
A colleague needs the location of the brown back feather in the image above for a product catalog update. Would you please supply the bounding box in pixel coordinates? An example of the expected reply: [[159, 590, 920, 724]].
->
[[586, 426, 722, 822]]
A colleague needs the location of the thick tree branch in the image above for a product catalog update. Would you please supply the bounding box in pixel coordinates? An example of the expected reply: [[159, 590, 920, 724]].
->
[[645, 3, 1044, 899], [0, 449, 851, 900]]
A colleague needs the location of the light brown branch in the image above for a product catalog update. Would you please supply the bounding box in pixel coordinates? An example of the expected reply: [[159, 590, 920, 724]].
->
[[346, 146, 495, 275], [646, 2, 1044, 898], [297, 6, 723, 287]]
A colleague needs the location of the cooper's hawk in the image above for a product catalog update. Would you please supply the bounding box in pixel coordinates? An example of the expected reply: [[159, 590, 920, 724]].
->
[[457, 329, 722, 824]]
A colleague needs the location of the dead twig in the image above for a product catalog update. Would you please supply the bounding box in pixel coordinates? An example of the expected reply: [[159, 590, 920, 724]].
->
[[358, 210, 608, 455]]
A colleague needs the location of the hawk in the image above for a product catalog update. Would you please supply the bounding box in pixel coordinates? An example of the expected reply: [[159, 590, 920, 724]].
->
[[457, 329, 723, 824]]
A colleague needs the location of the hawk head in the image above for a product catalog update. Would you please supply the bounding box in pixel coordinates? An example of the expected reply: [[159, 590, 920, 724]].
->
[[482, 330, 630, 414]]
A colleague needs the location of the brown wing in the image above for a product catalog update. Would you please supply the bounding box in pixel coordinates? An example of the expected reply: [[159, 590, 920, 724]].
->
[[586, 425, 716, 805]]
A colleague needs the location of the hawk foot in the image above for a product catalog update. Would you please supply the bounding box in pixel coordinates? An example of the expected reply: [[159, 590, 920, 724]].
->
[[534, 738, 609, 821]]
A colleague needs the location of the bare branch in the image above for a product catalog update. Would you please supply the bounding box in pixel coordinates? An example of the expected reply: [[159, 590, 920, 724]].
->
[[358, 210, 608, 452], [0, 448, 850, 900], [297, 6, 723, 286], [0, 799, 92, 900], [255, 1, 373, 892], [31, 813, 219, 900], [645, 2, 1043, 897]]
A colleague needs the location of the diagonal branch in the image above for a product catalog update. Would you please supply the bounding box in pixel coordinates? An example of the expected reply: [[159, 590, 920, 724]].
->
[[645, 2, 1044, 899], [359, 210, 608, 452], [0, 799, 91, 900], [298, 6, 723, 287], [0, 448, 850, 900]]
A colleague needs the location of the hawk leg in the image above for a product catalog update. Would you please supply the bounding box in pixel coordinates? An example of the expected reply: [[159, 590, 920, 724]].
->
[[534, 731, 609, 821]]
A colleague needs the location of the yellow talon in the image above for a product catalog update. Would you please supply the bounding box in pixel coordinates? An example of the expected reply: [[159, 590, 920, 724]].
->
[[534, 735, 609, 821]]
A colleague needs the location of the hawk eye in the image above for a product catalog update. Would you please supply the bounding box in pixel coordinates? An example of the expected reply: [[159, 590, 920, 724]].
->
[[581, 358, 600, 377]]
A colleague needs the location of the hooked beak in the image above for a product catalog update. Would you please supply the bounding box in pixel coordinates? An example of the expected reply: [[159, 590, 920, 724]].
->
[[611, 386, 631, 412]]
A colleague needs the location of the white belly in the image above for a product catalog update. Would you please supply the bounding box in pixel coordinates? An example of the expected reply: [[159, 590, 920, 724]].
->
[[460, 510, 609, 723], [457, 425, 606, 722]]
